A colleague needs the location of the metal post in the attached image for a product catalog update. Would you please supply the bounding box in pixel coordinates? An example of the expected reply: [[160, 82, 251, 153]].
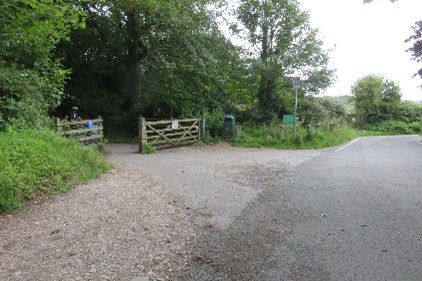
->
[[292, 76, 300, 137], [294, 87, 298, 136]]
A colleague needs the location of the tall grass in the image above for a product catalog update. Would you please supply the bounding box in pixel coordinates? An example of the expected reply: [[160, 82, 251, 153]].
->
[[364, 120, 421, 135], [0, 129, 111, 212], [232, 123, 361, 149]]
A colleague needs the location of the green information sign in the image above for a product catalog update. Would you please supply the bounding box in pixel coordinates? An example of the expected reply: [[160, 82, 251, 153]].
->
[[283, 114, 295, 128]]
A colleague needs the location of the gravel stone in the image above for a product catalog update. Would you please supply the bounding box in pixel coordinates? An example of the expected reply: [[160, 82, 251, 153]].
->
[[0, 158, 199, 281]]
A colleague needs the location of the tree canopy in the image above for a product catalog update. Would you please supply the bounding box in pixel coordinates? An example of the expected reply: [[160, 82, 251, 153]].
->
[[351, 75, 401, 126], [0, 0, 87, 129], [406, 21, 422, 88], [233, 0, 335, 121], [1, 0, 337, 135]]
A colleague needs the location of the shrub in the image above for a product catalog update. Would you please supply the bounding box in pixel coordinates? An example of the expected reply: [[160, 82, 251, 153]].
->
[[203, 108, 225, 137]]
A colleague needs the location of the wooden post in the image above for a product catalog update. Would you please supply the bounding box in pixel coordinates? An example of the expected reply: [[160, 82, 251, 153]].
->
[[56, 118, 61, 133], [280, 125, 286, 140], [236, 124, 242, 137], [198, 118, 202, 141], [139, 117, 147, 153]]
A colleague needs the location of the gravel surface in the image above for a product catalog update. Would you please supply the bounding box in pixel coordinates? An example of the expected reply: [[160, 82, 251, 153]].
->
[[0, 159, 199, 281], [105, 143, 324, 280], [1, 143, 321, 281], [106, 143, 321, 229]]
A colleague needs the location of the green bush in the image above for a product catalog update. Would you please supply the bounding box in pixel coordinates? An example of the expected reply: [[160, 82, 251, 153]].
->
[[203, 108, 225, 137], [0, 63, 66, 131], [0, 129, 111, 212]]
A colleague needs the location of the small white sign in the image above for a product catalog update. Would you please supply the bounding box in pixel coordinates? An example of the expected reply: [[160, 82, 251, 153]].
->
[[292, 76, 301, 89], [172, 120, 179, 130]]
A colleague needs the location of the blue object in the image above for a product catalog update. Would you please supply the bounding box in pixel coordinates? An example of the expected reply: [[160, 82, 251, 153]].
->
[[87, 121, 93, 129]]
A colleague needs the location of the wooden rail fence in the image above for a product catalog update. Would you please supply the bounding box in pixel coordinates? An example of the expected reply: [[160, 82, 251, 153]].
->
[[139, 117, 203, 153], [56, 117, 104, 145]]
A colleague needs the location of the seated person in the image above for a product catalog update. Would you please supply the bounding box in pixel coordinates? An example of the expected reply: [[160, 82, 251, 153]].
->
[[65, 106, 82, 121]]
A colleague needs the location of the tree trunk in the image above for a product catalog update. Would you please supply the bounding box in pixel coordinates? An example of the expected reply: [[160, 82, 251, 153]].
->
[[258, 7, 277, 121]]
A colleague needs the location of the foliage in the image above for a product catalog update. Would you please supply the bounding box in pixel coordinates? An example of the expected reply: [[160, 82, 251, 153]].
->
[[392, 101, 422, 123], [203, 108, 225, 137], [406, 20, 422, 88], [322, 95, 355, 114], [0, 128, 111, 212], [364, 120, 422, 135], [142, 144, 157, 154], [56, 0, 246, 136], [0, 62, 67, 130], [299, 96, 347, 127], [232, 123, 361, 149], [351, 75, 401, 126], [0, 0, 88, 129], [233, 0, 335, 120]]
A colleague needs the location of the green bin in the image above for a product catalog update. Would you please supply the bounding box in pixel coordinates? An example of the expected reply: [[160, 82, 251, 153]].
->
[[222, 115, 236, 138]]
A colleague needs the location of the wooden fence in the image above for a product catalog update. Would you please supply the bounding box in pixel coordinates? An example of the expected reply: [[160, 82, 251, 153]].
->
[[56, 117, 104, 145], [139, 117, 203, 153]]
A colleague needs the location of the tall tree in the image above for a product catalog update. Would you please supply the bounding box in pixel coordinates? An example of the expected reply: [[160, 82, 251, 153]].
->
[[406, 21, 422, 89], [234, 0, 334, 120], [59, 0, 246, 135], [351, 75, 401, 126]]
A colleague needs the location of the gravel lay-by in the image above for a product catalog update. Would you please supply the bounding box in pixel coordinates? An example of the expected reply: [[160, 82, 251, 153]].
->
[[0, 159, 199, 281]]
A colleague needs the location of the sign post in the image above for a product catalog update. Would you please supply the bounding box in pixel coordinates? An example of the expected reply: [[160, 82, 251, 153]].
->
[[292, 77, 301, 136]]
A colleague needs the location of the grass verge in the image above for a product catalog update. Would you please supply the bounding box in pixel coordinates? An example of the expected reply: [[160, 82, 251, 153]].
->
[[0, 129, 111, 213], [232, 124, 361, 149]]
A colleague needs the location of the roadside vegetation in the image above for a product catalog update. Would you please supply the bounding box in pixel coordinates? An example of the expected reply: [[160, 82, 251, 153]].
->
[[0, 129, 111, 213], [232, 124, 361, 149], [207, 85, 421, 150]]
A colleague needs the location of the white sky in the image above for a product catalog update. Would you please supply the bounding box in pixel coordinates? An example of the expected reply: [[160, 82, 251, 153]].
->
[[300, 0, 422, 101]]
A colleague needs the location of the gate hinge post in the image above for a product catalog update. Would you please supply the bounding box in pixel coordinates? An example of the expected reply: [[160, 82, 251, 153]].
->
[[139, 117, 147, 153]]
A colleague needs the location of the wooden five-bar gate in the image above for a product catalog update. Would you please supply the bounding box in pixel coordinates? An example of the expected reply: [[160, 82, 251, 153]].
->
[[56, 117, 104, 146], [139, 117, 203, 153]]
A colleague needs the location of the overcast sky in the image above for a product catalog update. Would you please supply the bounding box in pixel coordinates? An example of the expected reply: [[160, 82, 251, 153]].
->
[[300, 0, 422, 101]]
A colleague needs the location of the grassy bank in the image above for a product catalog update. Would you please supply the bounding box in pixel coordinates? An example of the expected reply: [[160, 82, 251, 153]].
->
[[0, 129, 111, 213], [232, 123, 361, 149]]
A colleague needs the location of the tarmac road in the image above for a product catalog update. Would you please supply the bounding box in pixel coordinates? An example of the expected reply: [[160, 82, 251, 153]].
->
[[277, 135, 422, 281], [107, 135, 422, 280]]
